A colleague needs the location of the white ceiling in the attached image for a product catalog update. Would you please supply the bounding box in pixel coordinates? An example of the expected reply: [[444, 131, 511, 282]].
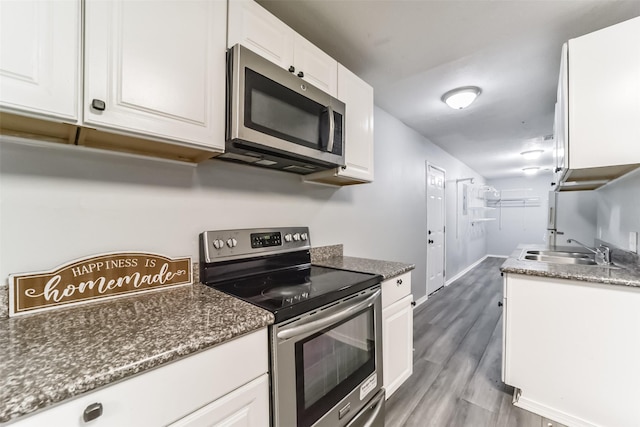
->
[[257, 0, 640, 179]]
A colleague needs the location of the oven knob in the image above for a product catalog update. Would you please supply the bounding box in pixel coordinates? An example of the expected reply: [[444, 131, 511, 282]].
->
[[284, 234, 293, 242], [226, 238, 237, 248], [213, 239, 224, 250], [293, 233, 301, 241], [300, 232, 308, 241]]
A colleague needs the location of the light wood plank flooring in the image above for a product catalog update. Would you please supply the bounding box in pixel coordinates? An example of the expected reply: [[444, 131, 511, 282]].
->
[[385, 257, 566, 427]]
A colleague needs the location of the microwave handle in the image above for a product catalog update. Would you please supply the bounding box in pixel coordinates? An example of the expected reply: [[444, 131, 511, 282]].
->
[[276, 289, 380, 341], [326, 106, 335, 153]]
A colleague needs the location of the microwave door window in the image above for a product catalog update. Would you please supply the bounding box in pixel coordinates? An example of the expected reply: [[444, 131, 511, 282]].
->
[[245, 69, 326, 150], [251, 89, 319, 144]]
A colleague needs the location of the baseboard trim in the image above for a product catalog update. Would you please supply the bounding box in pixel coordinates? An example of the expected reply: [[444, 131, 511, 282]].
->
[[514, 394, 600, 427], [413, 294, 428, 308], [444, 255, 488, 287]]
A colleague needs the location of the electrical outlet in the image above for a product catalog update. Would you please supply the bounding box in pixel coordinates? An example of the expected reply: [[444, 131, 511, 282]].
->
[[629, 232, 638, 253]]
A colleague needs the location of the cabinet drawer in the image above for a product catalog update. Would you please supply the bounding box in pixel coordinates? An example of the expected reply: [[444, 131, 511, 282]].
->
[[382, 272, 411, 309], [7, 329, 268, 427]]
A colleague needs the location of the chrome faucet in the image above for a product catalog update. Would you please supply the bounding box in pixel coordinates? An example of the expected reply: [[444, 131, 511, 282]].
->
[[567, 239, 612, 265]]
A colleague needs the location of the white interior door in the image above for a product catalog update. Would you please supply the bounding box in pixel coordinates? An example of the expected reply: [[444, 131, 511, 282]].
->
[[426, 164, 446, 296]]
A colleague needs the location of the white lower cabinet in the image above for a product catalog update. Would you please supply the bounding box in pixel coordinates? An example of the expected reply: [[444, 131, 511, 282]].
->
[[503, 273, 640, 427], [5, 329, 268, 427], [169, 374, 269, 427], [381, 272, 413, 399]]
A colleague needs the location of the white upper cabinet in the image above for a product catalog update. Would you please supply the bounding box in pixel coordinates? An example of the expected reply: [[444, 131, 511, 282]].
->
[[304, 65, 375, 185], [336, 65, 374, 182], [293, 36, 338, 96], [0, 0, 80, 122], [555, 16, 640, 189], [227, 0, 338, 97], [84, 0, 226, 150], [227, 0, 294, 70]]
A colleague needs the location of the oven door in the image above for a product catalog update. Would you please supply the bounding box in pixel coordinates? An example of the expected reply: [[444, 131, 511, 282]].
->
[[271, 286, 382, 427], [228, 44, 345, 167]]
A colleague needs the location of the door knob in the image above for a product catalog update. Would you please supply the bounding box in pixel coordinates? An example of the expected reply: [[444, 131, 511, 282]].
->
[[428, 239, 434, 244], [428, 230, 432, 235]]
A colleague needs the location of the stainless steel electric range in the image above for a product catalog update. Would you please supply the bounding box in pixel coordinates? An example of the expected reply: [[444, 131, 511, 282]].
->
[[200, 227, 385, 427]]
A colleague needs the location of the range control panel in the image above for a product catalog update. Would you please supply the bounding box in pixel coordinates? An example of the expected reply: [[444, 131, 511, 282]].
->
[[201, 227, 310, 262]]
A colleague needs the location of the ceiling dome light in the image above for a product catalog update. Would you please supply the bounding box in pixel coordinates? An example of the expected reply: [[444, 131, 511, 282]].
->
[[520, 149, 544, 160], [522, 167, 540, 175], [442, 86, 481, 109]]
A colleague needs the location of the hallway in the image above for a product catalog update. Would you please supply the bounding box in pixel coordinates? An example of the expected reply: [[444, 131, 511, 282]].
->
[[385, 257, 566, 427]]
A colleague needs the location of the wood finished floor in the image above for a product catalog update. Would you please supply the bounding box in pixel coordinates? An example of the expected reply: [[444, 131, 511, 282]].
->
[[385, 257, 567, 427]]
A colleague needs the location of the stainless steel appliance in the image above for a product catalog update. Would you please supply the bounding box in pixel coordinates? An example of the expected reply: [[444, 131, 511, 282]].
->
[[200, 227, 385, 427], [222, 45, 346, 175]]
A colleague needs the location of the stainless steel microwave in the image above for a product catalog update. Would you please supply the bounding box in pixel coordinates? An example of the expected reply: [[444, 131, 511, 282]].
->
[[222, 44, 346, 175]]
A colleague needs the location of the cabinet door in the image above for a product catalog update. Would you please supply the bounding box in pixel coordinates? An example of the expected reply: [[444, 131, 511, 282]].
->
[[84, 0, 225, 150], [568, 17, 640, 169], [336, 64, 374, 182], [382, 294, 413, 398], [169, 374, 269, 427], [227, 0, 294, 70], [294, 36, 338, 97], [553, 44, 568, 185], [0, 0, 80, 121]]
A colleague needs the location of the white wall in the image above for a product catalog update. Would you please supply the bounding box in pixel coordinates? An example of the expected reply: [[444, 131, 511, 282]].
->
[[0, 106, 485, 302], [596, 167, 640, 252], [485, 174, 552, 256]]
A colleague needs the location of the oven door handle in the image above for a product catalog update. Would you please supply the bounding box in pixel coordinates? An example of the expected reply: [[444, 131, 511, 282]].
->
[[276, 289, 380, 340]]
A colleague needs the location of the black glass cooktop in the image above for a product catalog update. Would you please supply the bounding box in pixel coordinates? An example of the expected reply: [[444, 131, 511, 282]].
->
[[210, 265, 382, 323]]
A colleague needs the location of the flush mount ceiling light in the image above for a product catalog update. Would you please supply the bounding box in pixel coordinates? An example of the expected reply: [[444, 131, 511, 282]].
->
[[522, 167, 540, 175], [442, 86, 482, 109], [520, 149, 544, 160]]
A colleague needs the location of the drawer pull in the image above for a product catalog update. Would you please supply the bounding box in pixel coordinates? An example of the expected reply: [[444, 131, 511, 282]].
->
[[396, 279, 403, 286], [83, 402, 103, 422], [91, 99, 106, 111]]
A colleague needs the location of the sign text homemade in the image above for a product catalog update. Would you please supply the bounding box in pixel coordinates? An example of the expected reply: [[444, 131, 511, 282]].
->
[[8, 252, 192, 317]]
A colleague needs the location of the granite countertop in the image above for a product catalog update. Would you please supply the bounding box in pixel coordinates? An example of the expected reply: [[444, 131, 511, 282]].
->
[[314, 255, 415, 280], [500, 245, 640, 288], [0, 283, 274, 424]]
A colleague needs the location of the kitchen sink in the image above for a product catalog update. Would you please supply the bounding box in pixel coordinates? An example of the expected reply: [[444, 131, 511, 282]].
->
[[519, 249, 620, 268], [524, 250, 592, 259], [522, 254, 597, 265]]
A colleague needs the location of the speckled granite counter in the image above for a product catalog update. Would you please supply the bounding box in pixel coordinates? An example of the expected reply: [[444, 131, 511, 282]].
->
[[314, 255, 415, 280], [501, 245, 640, 288], [0, 283, 274, 424]]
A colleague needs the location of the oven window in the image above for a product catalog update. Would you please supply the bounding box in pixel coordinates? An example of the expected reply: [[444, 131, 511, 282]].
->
[[295, 308, 376, 427]]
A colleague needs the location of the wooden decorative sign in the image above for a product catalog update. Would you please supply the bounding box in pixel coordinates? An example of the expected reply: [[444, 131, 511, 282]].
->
[[8, 252, 192, 317]]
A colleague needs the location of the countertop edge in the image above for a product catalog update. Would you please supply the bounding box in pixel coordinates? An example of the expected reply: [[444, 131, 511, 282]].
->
[[500, 246, 640, 289], [0, 284, 274, 424], [314, 255, 415, 280]]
